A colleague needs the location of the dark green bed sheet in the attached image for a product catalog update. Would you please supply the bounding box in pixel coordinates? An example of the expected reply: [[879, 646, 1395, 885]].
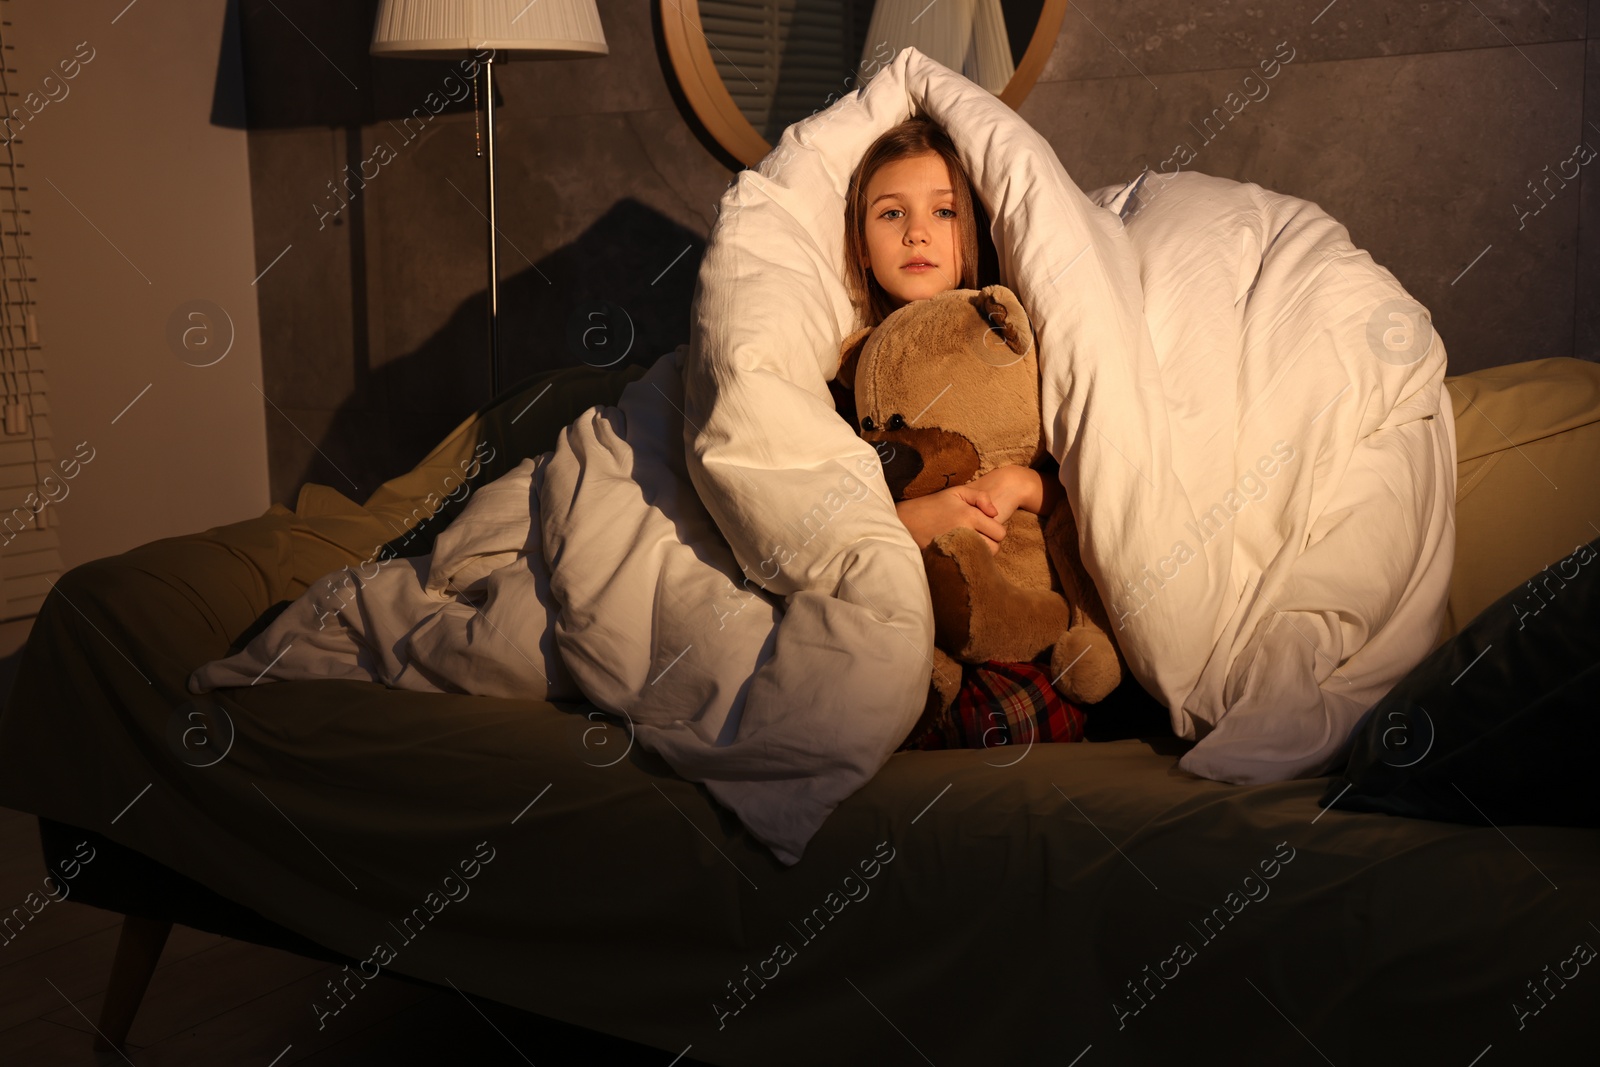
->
[[1, 364, 1596, 1065]]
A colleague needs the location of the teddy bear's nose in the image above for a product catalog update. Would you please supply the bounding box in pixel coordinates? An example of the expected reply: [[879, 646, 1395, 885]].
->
[[880, 441, 924, 498]]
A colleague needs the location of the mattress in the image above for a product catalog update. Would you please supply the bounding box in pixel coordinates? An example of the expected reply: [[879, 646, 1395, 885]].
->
[[1, 361, 1595, 1064]]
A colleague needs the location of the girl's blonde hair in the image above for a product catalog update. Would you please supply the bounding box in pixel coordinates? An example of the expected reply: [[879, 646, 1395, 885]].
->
[[843, 116, 984, 328]]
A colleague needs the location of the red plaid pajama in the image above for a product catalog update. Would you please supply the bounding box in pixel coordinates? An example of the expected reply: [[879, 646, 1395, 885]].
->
[[899, 659, 1087, 751]]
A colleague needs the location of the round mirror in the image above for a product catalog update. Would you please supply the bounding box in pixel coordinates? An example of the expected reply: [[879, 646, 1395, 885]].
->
[[661, 0, 1068, 167]]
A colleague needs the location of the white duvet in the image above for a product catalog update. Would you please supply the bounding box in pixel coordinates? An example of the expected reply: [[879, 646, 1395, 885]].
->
[[191, 47, 1455, 865]]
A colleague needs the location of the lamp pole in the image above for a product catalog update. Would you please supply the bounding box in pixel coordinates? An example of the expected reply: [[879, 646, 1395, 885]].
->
[[482, 51, 500, 398]]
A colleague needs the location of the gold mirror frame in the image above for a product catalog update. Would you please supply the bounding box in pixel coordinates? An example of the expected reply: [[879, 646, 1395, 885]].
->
[[660, 1, 1069, 167]]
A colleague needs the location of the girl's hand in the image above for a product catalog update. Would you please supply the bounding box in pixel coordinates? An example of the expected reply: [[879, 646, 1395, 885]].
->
[[964, 464, 1064, 518], [895, 485, 1009, 554]]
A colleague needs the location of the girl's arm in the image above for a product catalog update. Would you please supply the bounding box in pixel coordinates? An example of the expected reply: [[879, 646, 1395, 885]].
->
[[896, 485, 1008, 554]]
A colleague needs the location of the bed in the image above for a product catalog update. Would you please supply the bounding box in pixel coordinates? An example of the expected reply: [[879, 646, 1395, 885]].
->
[[4, 349, 1600, 1064], [185, 44, 1468, 872]]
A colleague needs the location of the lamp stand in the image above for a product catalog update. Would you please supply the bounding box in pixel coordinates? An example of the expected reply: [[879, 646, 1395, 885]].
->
[[481, 52, 500, 398]]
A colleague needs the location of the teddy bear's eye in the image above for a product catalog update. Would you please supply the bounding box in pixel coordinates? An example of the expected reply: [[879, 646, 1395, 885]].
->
[[860, 416, 876, 432], [886, 413, 906, 431]]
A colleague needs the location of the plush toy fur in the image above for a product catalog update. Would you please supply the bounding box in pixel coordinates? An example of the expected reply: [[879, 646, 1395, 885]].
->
[[836, 285, 1123, 713]]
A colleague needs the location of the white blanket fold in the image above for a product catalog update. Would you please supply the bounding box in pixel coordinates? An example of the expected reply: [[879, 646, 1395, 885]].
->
[[191, 47, 1454, 863]]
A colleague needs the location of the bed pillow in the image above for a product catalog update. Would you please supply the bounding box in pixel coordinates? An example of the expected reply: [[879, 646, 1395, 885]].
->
[[361, 362, 648, 558], [1322, 535, 1600, 826]]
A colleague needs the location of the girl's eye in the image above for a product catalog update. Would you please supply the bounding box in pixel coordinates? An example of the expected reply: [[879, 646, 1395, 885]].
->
[[879, 209, 903, 220], [935, 208, 956, 218], [860, 416, 876, 432], [886, 414, 906, 430]]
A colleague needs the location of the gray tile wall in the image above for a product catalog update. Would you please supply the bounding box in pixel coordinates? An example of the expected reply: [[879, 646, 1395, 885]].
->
[[240, 1, 1598, 505]]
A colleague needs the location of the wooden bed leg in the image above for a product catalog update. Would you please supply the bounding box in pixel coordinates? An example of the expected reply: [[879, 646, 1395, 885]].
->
[[93, 914, 172, 1052]]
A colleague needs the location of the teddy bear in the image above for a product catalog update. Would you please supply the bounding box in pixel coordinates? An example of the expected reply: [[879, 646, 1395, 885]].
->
[[833, 284, 1123, 713]]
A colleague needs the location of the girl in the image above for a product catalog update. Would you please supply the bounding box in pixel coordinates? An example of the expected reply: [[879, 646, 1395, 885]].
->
[[839, 116, 1105, 749], [838, 116, 1064, 556]]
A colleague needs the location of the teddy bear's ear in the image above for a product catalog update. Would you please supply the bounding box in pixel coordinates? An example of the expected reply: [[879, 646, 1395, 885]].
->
[[977, 284, 1035, 358], [836, 327, 873, 389]]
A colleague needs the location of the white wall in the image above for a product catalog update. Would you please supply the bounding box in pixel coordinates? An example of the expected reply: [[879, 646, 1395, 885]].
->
[[15, 0, 268, 571]]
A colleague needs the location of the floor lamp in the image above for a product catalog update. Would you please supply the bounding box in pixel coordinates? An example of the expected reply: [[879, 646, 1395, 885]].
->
[[371, 0, 608, 398]]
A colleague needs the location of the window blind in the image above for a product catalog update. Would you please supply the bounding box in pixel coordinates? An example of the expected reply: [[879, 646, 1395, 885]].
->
[[701, 0, 873, 145], [0, 6, 63, 622]]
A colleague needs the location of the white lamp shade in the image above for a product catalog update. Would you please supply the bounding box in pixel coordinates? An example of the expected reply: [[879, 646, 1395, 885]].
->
[[371, 0, 607, 60]]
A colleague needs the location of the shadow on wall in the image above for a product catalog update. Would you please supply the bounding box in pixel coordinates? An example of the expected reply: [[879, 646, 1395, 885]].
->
[[295, 198, 702, 509], [485, 198, 703, 388]]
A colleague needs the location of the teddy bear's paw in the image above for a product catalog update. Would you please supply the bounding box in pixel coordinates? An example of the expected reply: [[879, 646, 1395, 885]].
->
[[930, 528, 1071, 662], [930, 647, 962, 711], [923, 534, 976, 655], [1050, 628, 1122, 705]]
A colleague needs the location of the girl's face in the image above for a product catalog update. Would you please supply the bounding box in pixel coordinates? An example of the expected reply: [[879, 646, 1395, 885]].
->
[[859, 151, 963, 308]]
